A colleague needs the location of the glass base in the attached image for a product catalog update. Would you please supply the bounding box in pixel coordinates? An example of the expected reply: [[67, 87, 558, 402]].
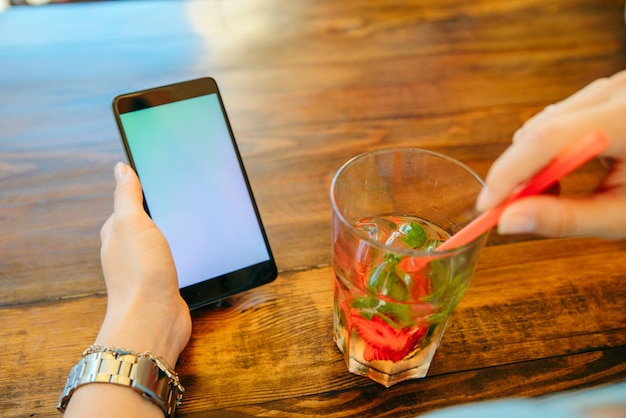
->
[[346, 354, 431, 387], [334, 311, 448, 387], [335, 335, 441, 387]]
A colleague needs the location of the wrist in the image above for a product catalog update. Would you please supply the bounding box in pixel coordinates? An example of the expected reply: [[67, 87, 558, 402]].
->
[[96, 295, 191, 366], [59, 346, 184, 418]]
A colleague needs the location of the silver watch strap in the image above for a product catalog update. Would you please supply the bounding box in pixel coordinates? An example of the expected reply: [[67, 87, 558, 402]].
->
[[57, 351, 183, 417]]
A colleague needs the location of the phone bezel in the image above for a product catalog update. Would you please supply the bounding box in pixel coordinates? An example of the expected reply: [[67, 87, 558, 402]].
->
[[112, 77, 278, 310]]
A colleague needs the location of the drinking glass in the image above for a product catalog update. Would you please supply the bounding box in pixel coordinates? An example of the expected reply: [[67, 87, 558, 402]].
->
[[331, 148, 488, 387]]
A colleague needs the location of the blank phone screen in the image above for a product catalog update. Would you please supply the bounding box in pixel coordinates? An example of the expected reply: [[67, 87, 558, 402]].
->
[[118, 93, 270, 289]]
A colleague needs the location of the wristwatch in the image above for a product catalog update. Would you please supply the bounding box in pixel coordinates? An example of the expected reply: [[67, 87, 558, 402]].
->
[[57, 348, 184, 417]]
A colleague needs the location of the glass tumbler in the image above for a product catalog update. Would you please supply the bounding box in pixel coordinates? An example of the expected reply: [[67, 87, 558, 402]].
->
[[331, 148, 488, 387]]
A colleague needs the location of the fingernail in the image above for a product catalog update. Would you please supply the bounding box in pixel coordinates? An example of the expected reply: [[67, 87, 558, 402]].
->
[[498, 212, 537, 234], [114, 162, 129, 180], [476, 187, 493, 211]]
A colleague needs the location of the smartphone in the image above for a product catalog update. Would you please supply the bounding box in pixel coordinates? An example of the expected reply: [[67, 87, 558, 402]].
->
[[112, 78, 277, 309]]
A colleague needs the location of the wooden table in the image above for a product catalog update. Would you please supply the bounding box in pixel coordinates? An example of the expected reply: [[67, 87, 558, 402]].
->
[[2, 1, 625, 416]]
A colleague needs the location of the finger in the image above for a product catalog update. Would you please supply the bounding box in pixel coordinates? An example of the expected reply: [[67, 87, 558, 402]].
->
[[497, 194, 626, 239], [514, 71, 626, 143], [555, 70, 626, 115], [112, 162, 145, 217], [477, 123, 574, 211], [477, 104, 621, 212], [516, 100, 626, 158]]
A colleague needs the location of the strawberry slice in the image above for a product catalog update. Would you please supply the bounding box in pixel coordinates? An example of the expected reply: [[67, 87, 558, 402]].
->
[[352, 313, 428, 362], [408, 271, 430, 300]]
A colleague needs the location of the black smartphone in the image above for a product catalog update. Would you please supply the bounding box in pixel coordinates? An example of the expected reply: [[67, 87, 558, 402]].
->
[[112, 77, 277, 310]]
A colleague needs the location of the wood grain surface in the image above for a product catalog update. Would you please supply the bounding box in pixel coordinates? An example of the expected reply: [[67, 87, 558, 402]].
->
[[1, 0, 625, 417]]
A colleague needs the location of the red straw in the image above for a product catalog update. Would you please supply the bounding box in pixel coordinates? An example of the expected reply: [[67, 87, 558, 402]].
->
[[439, 129, 610, 251]]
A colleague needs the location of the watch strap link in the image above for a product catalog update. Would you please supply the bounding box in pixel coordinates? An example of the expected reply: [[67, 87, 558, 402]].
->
[[57, 350, 183, 417]]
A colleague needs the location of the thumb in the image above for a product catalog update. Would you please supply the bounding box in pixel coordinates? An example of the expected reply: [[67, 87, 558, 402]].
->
[[497, 194, 626, 239], [112, 162, 145, 217]]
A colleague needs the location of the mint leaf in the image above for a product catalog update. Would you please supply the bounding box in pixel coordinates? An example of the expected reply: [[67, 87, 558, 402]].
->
[[383, 252, 402, 265], [352, 297, 414, 328], [352, 296, 379, 310], [352, 296, 379, 320], [400, 222, 428, 249], [378, 302, 413, 328], [367, 263, 410, 301]]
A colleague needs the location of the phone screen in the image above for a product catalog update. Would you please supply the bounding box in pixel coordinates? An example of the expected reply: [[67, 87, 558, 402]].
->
[[113, 79, 276, 308]]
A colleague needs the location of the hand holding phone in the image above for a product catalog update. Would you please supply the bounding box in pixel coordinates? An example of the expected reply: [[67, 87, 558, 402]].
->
[[112, 78, 277, 309]]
